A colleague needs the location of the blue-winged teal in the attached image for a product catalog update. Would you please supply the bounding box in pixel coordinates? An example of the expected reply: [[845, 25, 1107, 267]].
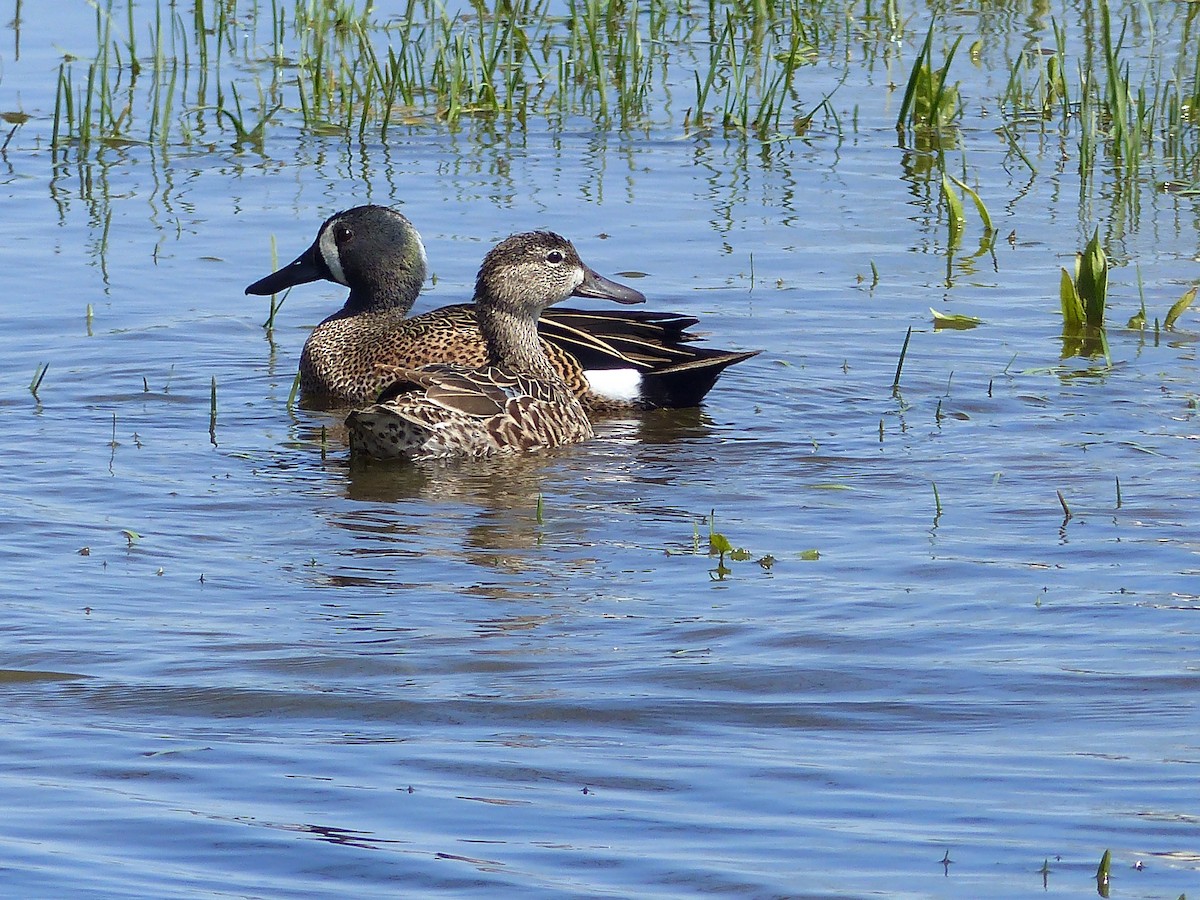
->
[[345, 231, 645, 459], [245, 205, 757, 410]]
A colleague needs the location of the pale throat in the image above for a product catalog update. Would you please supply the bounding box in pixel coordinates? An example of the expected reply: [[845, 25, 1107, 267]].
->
[[478, 305, 557, 380]]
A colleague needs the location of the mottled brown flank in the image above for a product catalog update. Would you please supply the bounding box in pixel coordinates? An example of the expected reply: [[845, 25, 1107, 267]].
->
[[301, 303, 757, 412], [346, 372, 592, 461]]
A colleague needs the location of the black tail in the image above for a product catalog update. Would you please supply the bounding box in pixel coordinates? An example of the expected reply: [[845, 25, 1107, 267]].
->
[[538, 307, 758, 408], [637, 349, 760, 408]]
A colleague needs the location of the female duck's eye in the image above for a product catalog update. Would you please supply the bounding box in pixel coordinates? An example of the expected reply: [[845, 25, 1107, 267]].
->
[[334, 224, 353, 245], [546, 250, 564, 264]]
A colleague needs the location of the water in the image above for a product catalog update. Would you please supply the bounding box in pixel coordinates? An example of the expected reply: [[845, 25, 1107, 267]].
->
[[1, 1, 1198, 896]]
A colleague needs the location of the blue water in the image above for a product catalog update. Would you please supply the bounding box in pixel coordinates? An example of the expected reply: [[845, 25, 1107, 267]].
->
[[1, 1, 1198, 896]]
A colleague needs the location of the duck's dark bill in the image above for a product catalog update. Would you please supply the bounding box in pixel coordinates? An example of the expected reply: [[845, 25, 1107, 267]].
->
[[245, 244, 326, 296], [574, 268, 645, 305]]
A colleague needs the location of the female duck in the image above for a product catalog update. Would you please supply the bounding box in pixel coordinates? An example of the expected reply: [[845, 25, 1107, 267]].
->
[[245, 205, 757, 410], [345, 232, 645, 460]]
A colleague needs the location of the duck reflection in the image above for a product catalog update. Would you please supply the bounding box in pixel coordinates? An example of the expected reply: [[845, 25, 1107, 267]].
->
[[289, 405, 717, 583]]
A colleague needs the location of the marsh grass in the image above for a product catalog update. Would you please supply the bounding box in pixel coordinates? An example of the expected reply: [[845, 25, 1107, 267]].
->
[[891, 326, 913, 394], [1059, 229, 1110, 360], [29, 363, 49, 399], [46, 0, 830, 152], [896, 25, 962, 133], [209, 376, 218, 445]]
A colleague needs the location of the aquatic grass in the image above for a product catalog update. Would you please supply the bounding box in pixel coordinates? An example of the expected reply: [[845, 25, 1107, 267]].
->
[[209, 376, 218, 445], [261, 237, 286, 331], [44, 0, 837, 150], [215, 82, 279, 149], [1057, 489, 1072, 521], [286, 370, 302, 412], [896, 24, 962, 133], [1163, 286, 1197, 330], [892, 326, 913, 394], [29, 363, 49, 399], [941, 173, 965, 248], [1095, 849, 1111, 891], [1059, 229, 1110, 361]]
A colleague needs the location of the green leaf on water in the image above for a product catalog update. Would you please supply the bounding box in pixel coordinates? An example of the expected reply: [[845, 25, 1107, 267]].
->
[[709, 531, 733, 555], [798, 549, 821, 561], [1096, 848, 1111, 884], [121, 529, 141, 546], [930, 307, 982, 329], [1164, 286, 1197, 330]]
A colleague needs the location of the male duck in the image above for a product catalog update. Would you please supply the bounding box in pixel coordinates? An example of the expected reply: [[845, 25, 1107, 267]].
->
[[345, 231, 644, 460], [245, 205, 757, 410]]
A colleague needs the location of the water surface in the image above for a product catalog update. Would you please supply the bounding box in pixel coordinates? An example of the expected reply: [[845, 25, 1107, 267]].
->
[[1, 1, 1198, 896]]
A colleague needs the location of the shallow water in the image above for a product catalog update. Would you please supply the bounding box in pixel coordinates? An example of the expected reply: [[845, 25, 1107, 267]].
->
[[2, 1, 1199, 897]]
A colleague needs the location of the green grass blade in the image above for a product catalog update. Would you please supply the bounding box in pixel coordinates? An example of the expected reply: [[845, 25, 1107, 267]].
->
[[1164, 286, 1197, 330]]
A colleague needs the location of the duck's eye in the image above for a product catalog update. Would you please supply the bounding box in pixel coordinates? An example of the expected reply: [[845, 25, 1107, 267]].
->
[[334, 224, 354, 245], [546, 250, 564, 264]]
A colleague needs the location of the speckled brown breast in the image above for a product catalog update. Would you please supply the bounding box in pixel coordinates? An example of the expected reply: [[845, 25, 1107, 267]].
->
[[301, 304, 592, 408]]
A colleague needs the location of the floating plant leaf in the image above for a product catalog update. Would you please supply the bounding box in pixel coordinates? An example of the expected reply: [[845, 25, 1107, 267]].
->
[[930, 308, 982, 329]]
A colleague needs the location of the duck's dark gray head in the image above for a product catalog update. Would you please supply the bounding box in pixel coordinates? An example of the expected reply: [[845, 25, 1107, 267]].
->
[[475, 231, 645, 317], [244, 205, 428, 314]]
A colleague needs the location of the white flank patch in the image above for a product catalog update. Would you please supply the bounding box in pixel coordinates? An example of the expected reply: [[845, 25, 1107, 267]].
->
[[318, 226, 349, 286], [585, 368, 642, 403]]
